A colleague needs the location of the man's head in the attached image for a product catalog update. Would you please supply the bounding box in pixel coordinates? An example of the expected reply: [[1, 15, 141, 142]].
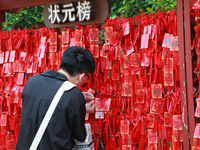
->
[[59, 46, 95, 87]]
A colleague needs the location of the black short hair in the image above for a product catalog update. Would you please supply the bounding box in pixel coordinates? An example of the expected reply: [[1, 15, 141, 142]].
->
[[60, 46, 95, 76]]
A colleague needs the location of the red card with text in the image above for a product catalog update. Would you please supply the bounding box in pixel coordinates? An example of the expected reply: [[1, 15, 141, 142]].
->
[[123, 70, 130, 84], [62, 30, 69, 44], [141, 34, 149, 49], [122, 83, 133, 97], [131, 53, 140, 67], [173, 130, 183, 142], [126, 43, 134, 56], [104, 98, 111, 112], [120, 119, 130, 134], [35, 46, 41, 56], [146, 113, 155, 128], [148, 129, 157, 144], [135, 81, 143, 93], [105, 27, 113, 43], [148, 25, 152, 35], [164, 58, 173, 72], [3, 63, 8, 74], [121, 134, 131, 145], [9, 50, 15, 63], [16, 72, 24, 85], [110, 31, 121, 46], [50, 31, 57, 45], [123, 22, 130, 36], [112, 98, 121, 112], [151, 84, 162, 99], [124, 55, 131, 68], [95, 98, 103, 110], [173, 115, 182, 130], [40, 46, 46, 58], [151, 24, 156, 39], [75, 29, 83, 43], [164, 112, 172, 127], [90, 45, 99, 58], [170, 36, 179, 51], [132, 27, 139, 45], [162, 33, 173, 48], [136, 89, 145, 104], [194, 124, 200, 138], [106, 59, 112, 70], [0, 114, 7, 126], [112, 61, 120, 80], [150, 99, 165, 114], [161, 48, 170, 60], [7, 38, 12, 50], [40, 36, 46, 47], [141, 54, 150, 67], [90, 28, 99, 42], [7, 63, 13, 76], [106, 69, 112, 79], [70, 38, 75, 47], [5, 51, 9, 63], [164, 71, 174, 87], [95, 108, 104, 119]]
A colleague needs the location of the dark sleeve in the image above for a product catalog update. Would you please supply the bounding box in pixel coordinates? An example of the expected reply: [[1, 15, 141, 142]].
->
[[66, 89, 86, 142]]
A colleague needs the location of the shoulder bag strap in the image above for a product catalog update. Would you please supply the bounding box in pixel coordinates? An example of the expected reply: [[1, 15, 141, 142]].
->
[[29, 81, 76, 150]]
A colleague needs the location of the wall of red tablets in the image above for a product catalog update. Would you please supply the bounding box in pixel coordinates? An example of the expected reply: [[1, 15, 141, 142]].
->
[[0, 0, 199, 149], [0, 10, 184, 150]]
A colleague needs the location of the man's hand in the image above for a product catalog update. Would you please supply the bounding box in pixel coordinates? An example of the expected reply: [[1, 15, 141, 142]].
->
[[82, 91, 95, 113], [85, 100, 95, 113], [82, 92, 94, 102]]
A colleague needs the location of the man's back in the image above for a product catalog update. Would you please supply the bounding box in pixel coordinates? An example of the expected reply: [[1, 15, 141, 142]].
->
[[16, 70, 86, 150]]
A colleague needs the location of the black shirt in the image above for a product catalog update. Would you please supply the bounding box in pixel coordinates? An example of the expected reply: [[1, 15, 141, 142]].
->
[[16, 70, 86, 150]]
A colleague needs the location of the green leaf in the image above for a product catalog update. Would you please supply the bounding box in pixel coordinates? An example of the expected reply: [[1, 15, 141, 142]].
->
[[122, 0, 126, 5]]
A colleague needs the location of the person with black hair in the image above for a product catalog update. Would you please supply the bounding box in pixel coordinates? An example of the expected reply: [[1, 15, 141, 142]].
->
[[15, 46, 96, 150]]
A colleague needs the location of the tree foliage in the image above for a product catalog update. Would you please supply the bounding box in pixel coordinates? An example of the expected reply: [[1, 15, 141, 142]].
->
[[2, 0, 176, 31], [110, 0, 176, 18], [2, 6, 44, 31]]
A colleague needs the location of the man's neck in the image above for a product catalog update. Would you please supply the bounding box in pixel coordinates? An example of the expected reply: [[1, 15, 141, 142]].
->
[[58, 69, 69, 79], [58, 69, 80, 86]]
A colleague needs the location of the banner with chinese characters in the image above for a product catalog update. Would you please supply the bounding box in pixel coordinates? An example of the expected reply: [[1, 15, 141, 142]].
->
[[0, 10, 181, 150], [43, 0, 110, 28]]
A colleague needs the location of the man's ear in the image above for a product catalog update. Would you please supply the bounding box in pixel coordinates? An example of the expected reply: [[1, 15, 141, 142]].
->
[[79, 73, 85, 82]]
